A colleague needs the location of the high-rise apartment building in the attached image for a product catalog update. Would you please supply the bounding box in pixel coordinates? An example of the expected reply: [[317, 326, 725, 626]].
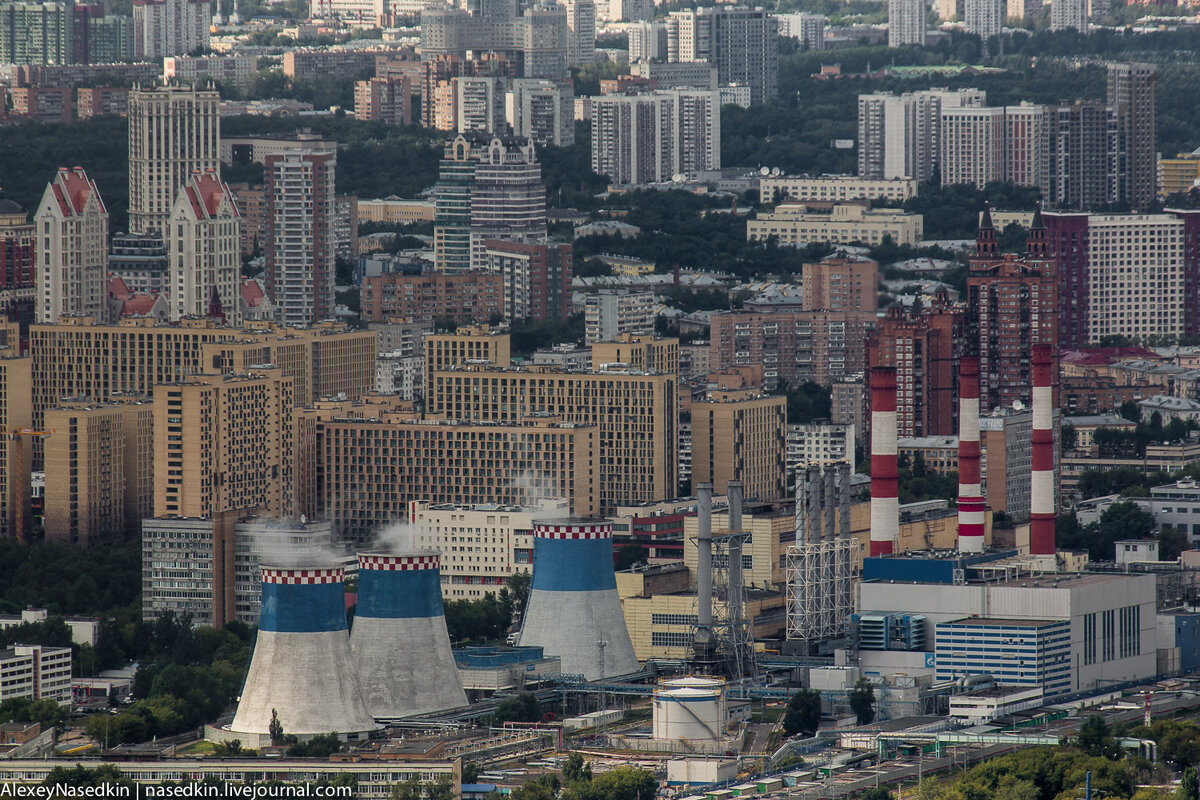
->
[[506, 79, 574, 146], [1045, 208, 1200, 348], [43, 398, 153, 546], [584, 289, 654, 343], [0, 200, 35, 338], [564, 0, 595, 64], [628, 20, 668, 60], [801, 257, 877, 313], [590, 89, 720, 185], [131, 0, 209, 57], [1048, 101, 1116, 210], [964, 0, 1002, 44], [34, 167, 108, 324], [483, 238, 572, 321], [0, 1, 72, 64], [777, 12, 824, 50], [867, 293, 964, 437], [420, 2, 569, 82], [455, 76, 507, 135], [590, 333, 678, 375], [354, 76, 412, 126], [709, 310, 875, 389], [940, 106, 1005, 188], [153, 368, 295, 520], [666, 6, 778, 103], [360, 272, 504, 323], [1108, 62, 1156, 210], [0, 352, 31, 539], [858, 89, 986, 182], [265, 148, 336, 325], [888, 0, 925, 46], [127, 86, 220, 235], [1050, 0, 1086, 31], [967, 209, 1058, 409], [1005, 102, 1051, 195], [168, 171, 242, 326], [691, 388, 786, 501]]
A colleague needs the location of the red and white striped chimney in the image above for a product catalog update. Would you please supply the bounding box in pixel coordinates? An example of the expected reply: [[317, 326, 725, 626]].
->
[[870, 366, 899, 557], [957, 356, 985, 553], [1030, 343, 1056, 555]]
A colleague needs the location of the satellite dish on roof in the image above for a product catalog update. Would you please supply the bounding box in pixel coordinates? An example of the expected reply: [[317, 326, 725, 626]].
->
[[760, 166, 770, 176], [771, 167, 781, 176], [1012, 399, 1025, 411], [672, 173, 685, 183]]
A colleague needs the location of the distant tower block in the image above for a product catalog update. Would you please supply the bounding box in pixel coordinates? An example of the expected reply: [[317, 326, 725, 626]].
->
[[230, 566, 376, 740], [350, 552, 467, 718], [518, 519, 638, 680]]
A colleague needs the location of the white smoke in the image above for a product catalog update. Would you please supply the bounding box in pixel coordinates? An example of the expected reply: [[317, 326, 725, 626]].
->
[[370, 520, 433, 555], [245, 519, 348, 569], [512, 469, 571, 516]]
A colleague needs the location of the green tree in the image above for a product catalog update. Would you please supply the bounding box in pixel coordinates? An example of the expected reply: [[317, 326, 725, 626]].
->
[[212, 740, 245, 757], [614, 545, 649, 571], [782, 689, 821, 737], [461, 762, 481, 785], [493, 692, 541, 725], [859, 790, 893, 800], [390, 777, 423, 800], [1181, 766, 1198, 800], [584, 767, 656, 800], [848, 679, 876, 725], [425, 775, 454, 800], [1161, 527, 1189, 560], [508, 776, 560, 800], [563, 752, 593, 783], [269, 709, 284, 746], [285, 733, 343, 758], [43, 764, 133, 788], [1076, 715, 1119, 759]]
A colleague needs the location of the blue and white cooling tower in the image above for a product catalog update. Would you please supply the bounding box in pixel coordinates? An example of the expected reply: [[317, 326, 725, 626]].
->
[[229, 565, 376, 739], [350, 552, 468, 718], [517, 519, 638, 680]]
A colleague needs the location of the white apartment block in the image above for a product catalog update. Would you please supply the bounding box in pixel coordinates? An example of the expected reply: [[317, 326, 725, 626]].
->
[[163, 54, 259, 89], [628, 21, 668, 61], [34, 167, 108, 324], [168, 171, 242, 326], [409, 501, 543, 600], [565, 0, 596, 64], [309, 0, 389, 20], [506, 79, 574, 147], [888, 0, 925, 46], [128, 86, 220, 236], [264, 148, 337, 326], [1050, 0, 1087, 32], [376, 352, 424, 400], [964, 0, 1002, 42], [857, 89, 986, 182], [1085, 214, 1189, 345], [456, 77, 507, 136], [747, 203, 923, 247], [133, 0, 210, 58], [584, 289, 656, 343], [0, 645, 71, 706], [940, 106, 1005, 188], [590, 90, 720, 185], [786, 421, 855, 476], [777, 13, 824, 49], [759, 175, 917, 204]]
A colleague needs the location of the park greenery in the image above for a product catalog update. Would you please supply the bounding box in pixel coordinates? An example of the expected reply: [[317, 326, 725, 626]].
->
[[506, 758, 657, 800], [1054, 504, 1186, 561]]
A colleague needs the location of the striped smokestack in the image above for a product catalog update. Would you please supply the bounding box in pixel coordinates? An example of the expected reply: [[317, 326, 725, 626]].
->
[[869, 366, 899, 557], [1030, 343, 1056, 555], [957, 356, 985, 553]]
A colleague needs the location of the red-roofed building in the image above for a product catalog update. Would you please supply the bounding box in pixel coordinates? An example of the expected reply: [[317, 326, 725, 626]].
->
[[239, 278, 274, 322], [34, 167, 108, 324], [103, 275, 169, 323], [168, 170, 242, 326]]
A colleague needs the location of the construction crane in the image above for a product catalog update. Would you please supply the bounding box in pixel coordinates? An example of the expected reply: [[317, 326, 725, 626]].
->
[[10, 428, 51, 543]]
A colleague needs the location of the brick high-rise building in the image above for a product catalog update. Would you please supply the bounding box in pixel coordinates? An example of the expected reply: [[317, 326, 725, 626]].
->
[[691, 388, 786, 501], [483, 238, 572, 321], [867, 292, 964, 437], [265, 148, 336, 325], [128, 86, 220, 235], [709, 310, 874, 389], [361, 272, 503, 324], [0, 200, 35, 339], [34, 167, 108, 324], [168, 171, 242, 326], [153, 367, 294, 520], [355, 76, 413, 126], [800, 256, 877, 312], [967, 207, 1058, 409]]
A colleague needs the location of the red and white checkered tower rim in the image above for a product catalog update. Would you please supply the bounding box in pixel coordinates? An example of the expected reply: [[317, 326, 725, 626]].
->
[[1030, 343, 1056, 555], [260, 565, 344, 584], [533, 520, 613, 540], [957, 356, 985, 553], [869, 366, 899, 557], [357, 552, 440, 571]]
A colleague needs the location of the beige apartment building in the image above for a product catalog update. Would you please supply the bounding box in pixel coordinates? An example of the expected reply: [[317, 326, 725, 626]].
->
[[319, 412, 598, 542], [591, 333, 678, 376], [153, 368, 295, 520], [423, 325, 512, 399], [691, 389, 787, 501], [43, 397, 153, 546], [758, 175, 917, 205], [0, 352, 32, 539], [747, 202, 923, 247], [800, 257, 878, 313], [29, 317, 375, 428]]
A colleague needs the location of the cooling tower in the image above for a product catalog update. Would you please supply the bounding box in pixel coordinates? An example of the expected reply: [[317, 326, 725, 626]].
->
[[350, 552, 468, 718], [230, 565, 377, 740], [517, 519, 638, 680]]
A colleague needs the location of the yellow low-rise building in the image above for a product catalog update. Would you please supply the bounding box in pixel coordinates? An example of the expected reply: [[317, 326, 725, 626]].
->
[[747, 202, 923, 247]]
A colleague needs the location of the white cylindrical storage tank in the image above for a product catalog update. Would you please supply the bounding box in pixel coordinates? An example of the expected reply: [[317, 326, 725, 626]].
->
[[517, 518, 638, 680], [351, 552, 468, 718], [653, 684, 724, 741], [230, 565, 376, 739]]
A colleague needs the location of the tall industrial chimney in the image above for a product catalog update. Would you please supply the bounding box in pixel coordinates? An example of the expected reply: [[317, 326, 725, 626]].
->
[[1030, 343, 1056, 555], [957, 356, 985, 553], [727, 481, 744, 629], [869, 367, 899, 557], [695, 483, 714, 657]]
